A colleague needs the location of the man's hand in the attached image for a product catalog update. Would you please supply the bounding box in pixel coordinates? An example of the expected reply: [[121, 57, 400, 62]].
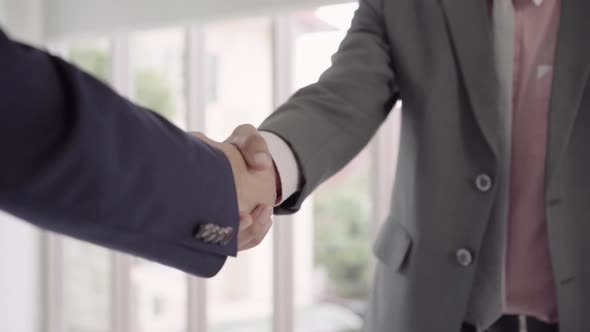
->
[[225, 125, 283, 201], [226, 125, 284, 250], [191, 129, 276, 251]]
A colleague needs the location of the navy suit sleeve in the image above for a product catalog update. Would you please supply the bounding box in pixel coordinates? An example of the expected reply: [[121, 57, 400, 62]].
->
[[0, 30, 239, 277]]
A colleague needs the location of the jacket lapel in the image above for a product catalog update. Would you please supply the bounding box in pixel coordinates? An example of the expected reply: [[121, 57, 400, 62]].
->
[[439, 0, 501, 158], [546, 0, 590, 185]]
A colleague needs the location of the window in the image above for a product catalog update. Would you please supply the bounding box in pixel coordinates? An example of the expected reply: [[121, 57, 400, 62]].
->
[[61, 238, 113, 332], [206, 54, 219, 103], [69, 38, 111, 83], [203, 17, 274, 332], [46, 2, 403, 332], [288, 4, 371, 331], [128, 28, 189, 332], [131, 28, 188, 129], [61, 38, 113, 332], [130, 262, 187, 332], [203, 17, 273, 140]]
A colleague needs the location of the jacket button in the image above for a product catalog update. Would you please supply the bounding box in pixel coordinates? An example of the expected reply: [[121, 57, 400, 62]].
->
[[194, 223, 219, 243], [475, 174, 493, 192], [218, 227, 234, 245], [194, 224, 234, 245], [456, 248, 473, 267]]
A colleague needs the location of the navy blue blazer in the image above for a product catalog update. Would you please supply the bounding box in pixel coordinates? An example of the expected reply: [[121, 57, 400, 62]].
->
[[0, 30, 238, 277]]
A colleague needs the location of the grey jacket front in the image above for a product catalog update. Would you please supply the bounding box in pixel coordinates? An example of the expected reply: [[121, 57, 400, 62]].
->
[[260, 0, 590, 331]]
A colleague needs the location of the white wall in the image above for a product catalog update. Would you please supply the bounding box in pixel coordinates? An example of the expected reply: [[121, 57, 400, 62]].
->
[[44, 0, 345, 41], [2, 0, 43, 44], [0, 2, 44, 332], [0, 0, 5, 26]]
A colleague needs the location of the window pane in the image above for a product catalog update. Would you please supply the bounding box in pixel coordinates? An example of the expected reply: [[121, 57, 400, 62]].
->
[[62, 238, 112, 332], [203, 17, 274, 332], [290, 3, 371, 332], [69, 38, 111, 83], [63, 38, 112, 332], [129, 28, 188, 332], [130, 259, 187, 332], [131, 28, 188, 129]]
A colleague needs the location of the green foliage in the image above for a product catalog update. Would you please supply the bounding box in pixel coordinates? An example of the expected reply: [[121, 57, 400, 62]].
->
[[134, 68, 176, 120], [69, 46, 110, 83], [68, 44, 176, 121], [314, 172, 372, 299]]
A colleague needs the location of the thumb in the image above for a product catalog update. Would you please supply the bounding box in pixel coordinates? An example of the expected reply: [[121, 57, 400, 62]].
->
[[226, 125, 272, 171]]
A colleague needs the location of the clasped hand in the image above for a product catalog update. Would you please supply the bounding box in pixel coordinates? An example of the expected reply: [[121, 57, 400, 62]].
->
[[192, 125, 277, 251]]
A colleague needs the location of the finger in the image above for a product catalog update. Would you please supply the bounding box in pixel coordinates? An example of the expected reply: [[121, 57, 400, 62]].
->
[[237, 206, 266, 250], [240, 218, 273, 251], [239, 206, 274, 251], [233, 134, 272, 171], [258, 205, 274, 222], [238, 211, 253, 231], [238, 225, 254, 250], [226, 125, 272, 171], [226, 124, 257, 145], [238, 205, 266, 248], [239, 221, 273, 251]]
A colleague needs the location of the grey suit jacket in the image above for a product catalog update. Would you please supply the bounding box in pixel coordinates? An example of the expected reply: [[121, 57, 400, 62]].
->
[[260, 0, 590, 331]]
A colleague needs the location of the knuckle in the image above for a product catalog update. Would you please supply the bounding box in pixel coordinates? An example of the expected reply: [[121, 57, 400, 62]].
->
[[235, 124, 256, 135], [245, 135, 268, 150]]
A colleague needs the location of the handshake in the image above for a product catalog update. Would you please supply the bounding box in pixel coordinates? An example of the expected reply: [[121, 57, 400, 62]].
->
[[192, 124, 278, 251]]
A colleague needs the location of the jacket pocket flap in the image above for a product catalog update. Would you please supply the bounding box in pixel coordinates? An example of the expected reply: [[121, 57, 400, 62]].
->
[[373, 219, 412, 271]]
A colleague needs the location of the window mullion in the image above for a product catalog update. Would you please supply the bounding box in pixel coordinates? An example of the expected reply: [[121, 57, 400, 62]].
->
[[110, 35, 135, 332], [271, 15, 295, 332], [42, 233, 64, 332], [186, 26, 209, 332]]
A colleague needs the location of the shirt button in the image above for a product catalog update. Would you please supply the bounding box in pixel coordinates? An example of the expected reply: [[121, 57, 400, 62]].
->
[[456, 248, 474, 267], [475, 174, 493, 192]]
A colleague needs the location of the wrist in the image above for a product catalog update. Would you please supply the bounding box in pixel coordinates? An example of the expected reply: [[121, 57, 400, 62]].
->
[[272, 159, 282, 205]]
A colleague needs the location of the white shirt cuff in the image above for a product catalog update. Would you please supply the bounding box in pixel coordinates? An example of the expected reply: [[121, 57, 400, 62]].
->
[[259, 131, 302, 205]]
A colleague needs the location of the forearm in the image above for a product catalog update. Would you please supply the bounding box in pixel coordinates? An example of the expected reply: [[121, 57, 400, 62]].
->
[[259, 0, 398, 213], [0, 30, 239, 277]]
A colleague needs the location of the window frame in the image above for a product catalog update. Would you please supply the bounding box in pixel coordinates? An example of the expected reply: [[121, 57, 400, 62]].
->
[[43, 4, 400, 331]]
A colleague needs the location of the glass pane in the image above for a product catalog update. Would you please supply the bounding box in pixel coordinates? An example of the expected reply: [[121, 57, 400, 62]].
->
[[62, 238, 111, 332], [63, 38, 112, 332], [62, 238, 112, 332], [130, 259, 187, 332], [128, 28, 188, 332], [203, 17, 274, 332], [131, 28, 188, 129], [69, 38, 111, 84], [290, 3, 372, 332]]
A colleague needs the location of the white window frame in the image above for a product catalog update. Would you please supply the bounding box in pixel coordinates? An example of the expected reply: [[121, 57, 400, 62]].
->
[[110, 35, 135, 332], [271, 15, 296, 332], [185, 27, 209, 332], [42, 3, 401, 332]]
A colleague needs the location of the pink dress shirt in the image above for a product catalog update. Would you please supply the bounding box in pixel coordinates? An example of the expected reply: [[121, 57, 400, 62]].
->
[[503, 0, 560, 322], [262, 0, 561, 323]]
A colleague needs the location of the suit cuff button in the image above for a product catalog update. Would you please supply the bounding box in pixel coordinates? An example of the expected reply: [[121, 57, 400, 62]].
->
[[194, 224, 234, 245], [194, 223, 218, 243], [219, 227, 234, 245]]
